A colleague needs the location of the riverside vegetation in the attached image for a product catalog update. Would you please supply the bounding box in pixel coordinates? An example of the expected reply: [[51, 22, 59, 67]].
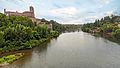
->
[[82, 15, 120, 43], [0, 13, 59, 53], [0, 12, 81, 65], [0, 53, 24, 66]]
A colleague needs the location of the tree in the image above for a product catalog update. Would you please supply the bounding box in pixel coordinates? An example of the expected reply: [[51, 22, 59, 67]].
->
[[0, 31, 5, 48], [101, 24, 114, 33]]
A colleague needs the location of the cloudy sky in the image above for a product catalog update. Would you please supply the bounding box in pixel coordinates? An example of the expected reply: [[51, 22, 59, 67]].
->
[[0, 0, 120, 24]]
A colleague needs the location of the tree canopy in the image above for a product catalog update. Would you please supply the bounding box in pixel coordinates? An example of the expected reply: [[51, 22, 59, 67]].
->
[[0, 13, 59, 52]]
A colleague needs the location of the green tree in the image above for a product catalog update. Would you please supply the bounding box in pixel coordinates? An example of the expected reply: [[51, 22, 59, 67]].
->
[[0, 31, 5, 48]]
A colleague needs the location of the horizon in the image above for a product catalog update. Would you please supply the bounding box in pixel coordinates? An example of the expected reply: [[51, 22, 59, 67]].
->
[[0, 0, 120, 24]]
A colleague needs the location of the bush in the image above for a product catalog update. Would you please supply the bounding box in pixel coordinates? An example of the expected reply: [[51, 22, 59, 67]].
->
[[23, 40, 39, 49], [113, 29, 120, 40], [50, 31, 59, 38]]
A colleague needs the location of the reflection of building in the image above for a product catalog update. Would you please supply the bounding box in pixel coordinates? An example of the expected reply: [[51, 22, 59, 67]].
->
[[4, 6, 52, 29]]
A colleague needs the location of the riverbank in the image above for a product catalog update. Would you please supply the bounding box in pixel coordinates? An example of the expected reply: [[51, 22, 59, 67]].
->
[[0, 53, 24, 67], [4, 32, 120, 68], [0, 13, 60, 66], [88, 31, 120, 45], [0, 31, 59, 66], [0, 36, 58, 66], [81, 15, 120, 44], [0, 13, 60, 55], [0, 37, 56, 53]]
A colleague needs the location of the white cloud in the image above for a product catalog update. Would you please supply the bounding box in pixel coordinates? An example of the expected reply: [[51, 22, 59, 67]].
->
[[101, 0, 112, 4], [97, 0, 112, 5], [59, 9, 116, 24], [50, 7, 89, 24], [50, 6, 116, 24], [20, 0, 26, 2], [104, 10, 116, 16], [51, 7, 78, 16], [50, 7, 97, 24], [97, 0, 112, 8]]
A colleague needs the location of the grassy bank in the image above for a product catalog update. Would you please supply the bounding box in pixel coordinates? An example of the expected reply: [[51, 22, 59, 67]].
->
[[0, 53, 24, 66]]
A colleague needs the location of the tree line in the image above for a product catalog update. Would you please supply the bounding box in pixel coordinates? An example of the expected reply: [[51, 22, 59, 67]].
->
[[63, 24, 81, 32], [40, 18, 82, 33]]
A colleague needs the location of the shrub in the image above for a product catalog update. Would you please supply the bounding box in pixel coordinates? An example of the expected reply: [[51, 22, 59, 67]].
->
[[113, 29, 120, 40]]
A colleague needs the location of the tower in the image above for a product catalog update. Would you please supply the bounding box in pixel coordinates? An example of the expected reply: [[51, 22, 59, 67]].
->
[[30, 6, 34, 12], [4, 9, 6, 14], [29, 6, 35, 18]]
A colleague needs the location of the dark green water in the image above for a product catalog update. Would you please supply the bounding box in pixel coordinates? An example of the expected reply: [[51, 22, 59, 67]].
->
[[2, 32, 120, 68]]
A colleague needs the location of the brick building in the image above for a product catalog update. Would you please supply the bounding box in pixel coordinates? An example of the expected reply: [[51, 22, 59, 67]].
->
[[4, 6, 42, 24], [4, 6, 35, 18], [4, 6, 52, 29]]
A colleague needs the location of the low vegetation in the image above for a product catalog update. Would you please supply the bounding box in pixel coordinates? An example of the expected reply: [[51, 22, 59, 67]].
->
[[0, 53, 24, 66]]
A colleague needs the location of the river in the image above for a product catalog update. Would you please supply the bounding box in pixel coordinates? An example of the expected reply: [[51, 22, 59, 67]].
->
[[2, 31, 120, 68]]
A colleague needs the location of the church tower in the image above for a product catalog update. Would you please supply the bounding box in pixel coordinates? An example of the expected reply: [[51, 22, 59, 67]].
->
[[29, 6, 35, 18], [30, 6, 34, 12], [4, 9, 6, 15]]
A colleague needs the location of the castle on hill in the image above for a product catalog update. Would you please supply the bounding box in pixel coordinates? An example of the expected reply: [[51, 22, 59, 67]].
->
[[4, 6, 52, 29], [4, 6, 35, 18]]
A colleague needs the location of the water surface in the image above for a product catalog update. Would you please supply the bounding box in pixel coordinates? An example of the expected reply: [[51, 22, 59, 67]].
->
[[2, 32, 120, 68]]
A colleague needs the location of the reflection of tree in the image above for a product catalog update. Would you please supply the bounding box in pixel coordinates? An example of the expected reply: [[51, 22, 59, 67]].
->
[[7, 42, 50, 68], [33, 41, 49, 54]]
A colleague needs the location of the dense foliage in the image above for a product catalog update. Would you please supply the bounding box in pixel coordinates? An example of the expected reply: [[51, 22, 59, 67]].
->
[[82, 15, 120, 41], [0, 13, 59, 52]]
